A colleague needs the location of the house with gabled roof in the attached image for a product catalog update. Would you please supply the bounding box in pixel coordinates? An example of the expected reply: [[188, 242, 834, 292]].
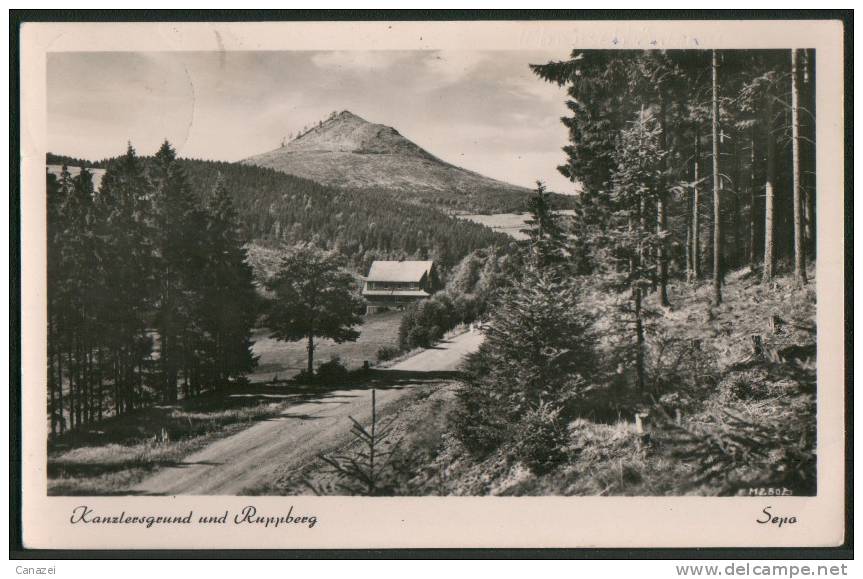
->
[[362, 260, 439, 314]]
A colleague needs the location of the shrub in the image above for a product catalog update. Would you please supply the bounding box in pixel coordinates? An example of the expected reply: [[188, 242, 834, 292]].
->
[[646, 329, 719, 396], [398, 293, 464, 350], [718, 369, 773, 402], [450, 377, 514, 457], [376, 345, 402, 362], [511, 401, 569, 474], [316, 356, 349, 385], [294, 368, 315, 384]]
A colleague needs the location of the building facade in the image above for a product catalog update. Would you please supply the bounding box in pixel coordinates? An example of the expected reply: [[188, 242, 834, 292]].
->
[[362, 260, 438, 314]]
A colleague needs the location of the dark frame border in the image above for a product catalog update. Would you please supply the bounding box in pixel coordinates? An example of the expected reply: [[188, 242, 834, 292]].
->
[[9, 8, 853, 560]]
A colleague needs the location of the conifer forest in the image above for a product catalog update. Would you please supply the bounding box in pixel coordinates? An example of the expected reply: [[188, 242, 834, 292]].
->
[[46, 47, 819, 498]]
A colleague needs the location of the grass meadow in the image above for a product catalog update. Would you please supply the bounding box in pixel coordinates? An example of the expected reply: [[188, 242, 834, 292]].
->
[[248, 310, 403, 382]]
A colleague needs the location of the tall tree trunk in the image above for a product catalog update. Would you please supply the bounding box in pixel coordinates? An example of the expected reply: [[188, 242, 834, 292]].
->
[[56, 344, 64, 433], [634, 196, 646, 392], [803, 49, 816, 258], [307, 333, 315, 375], [97, 348, 104, 422], [804, 48, 817, 259], [67, 348, 76, 430], [711, 50, 723, 306], [691, 128, 701, 281], [113, 355, 121, 416], [732, 130, 743, 268], [657, 93, 670, 306], [84, 346, 92, 424], [48, 316, 56, 435], [749, 125, 759, 268], [791, 48, 807, 285], [763, 95, 776, 283], [685, 193, 692, 280], [634, 287, 645, 392]]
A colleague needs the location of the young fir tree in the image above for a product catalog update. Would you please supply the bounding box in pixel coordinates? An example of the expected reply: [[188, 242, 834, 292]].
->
[[520, 181, 567, 269], [454, 265, 596, 456], [608, 109, 668, 391], [265, 245, 364, 376]]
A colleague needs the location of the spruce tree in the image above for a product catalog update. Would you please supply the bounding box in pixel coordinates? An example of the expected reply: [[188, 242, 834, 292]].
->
[[46, 170, 66, 433], [98, 143, 155, 414], [608, 109, 668, 391], [520, 181, 566, 269], [201, 174, 259, 387]]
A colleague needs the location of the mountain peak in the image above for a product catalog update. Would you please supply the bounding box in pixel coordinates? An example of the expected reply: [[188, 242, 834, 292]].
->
[[283, 110, 423, 157], [334, 109, 364, 122], [242, 112, 531, 202]]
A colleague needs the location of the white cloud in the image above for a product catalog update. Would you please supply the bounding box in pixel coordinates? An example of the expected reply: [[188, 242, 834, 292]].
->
[[310, 51, 413, 72], [504, 71, 567, 103], [421, 51, 490, 85]]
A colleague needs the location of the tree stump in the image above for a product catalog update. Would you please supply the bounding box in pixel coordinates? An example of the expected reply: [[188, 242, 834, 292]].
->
[[750, 335, 764, 357], [769, 315, 784, 334], [635, 412, 652, 455]]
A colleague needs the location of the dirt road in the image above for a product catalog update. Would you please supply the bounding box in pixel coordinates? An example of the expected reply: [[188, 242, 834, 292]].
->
[[132, 330, 484, 495]]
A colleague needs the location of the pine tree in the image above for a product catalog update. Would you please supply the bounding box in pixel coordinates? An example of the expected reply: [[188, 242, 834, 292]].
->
[[98, 143, 155, 414], [46, 169, 67, 433], [201, 174, 259, 387], [151, 140, 201, 401], [66, 168, 100, 425]]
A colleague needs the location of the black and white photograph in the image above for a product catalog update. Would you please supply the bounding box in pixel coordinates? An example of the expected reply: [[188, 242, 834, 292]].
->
[[14, 16, 848, 552], [43, 45, 821, 498]]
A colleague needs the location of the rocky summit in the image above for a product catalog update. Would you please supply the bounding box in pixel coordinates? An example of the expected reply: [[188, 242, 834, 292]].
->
[[241, 110, 531, 210]]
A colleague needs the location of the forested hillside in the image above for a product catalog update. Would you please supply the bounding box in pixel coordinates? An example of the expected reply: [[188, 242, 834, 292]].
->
[[47, 153, 514, 273], [178, 159, 514, 272], [45, 143, 516, 439]]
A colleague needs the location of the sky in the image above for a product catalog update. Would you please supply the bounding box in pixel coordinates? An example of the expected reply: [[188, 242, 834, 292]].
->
[[48, 50, 576, 193]]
